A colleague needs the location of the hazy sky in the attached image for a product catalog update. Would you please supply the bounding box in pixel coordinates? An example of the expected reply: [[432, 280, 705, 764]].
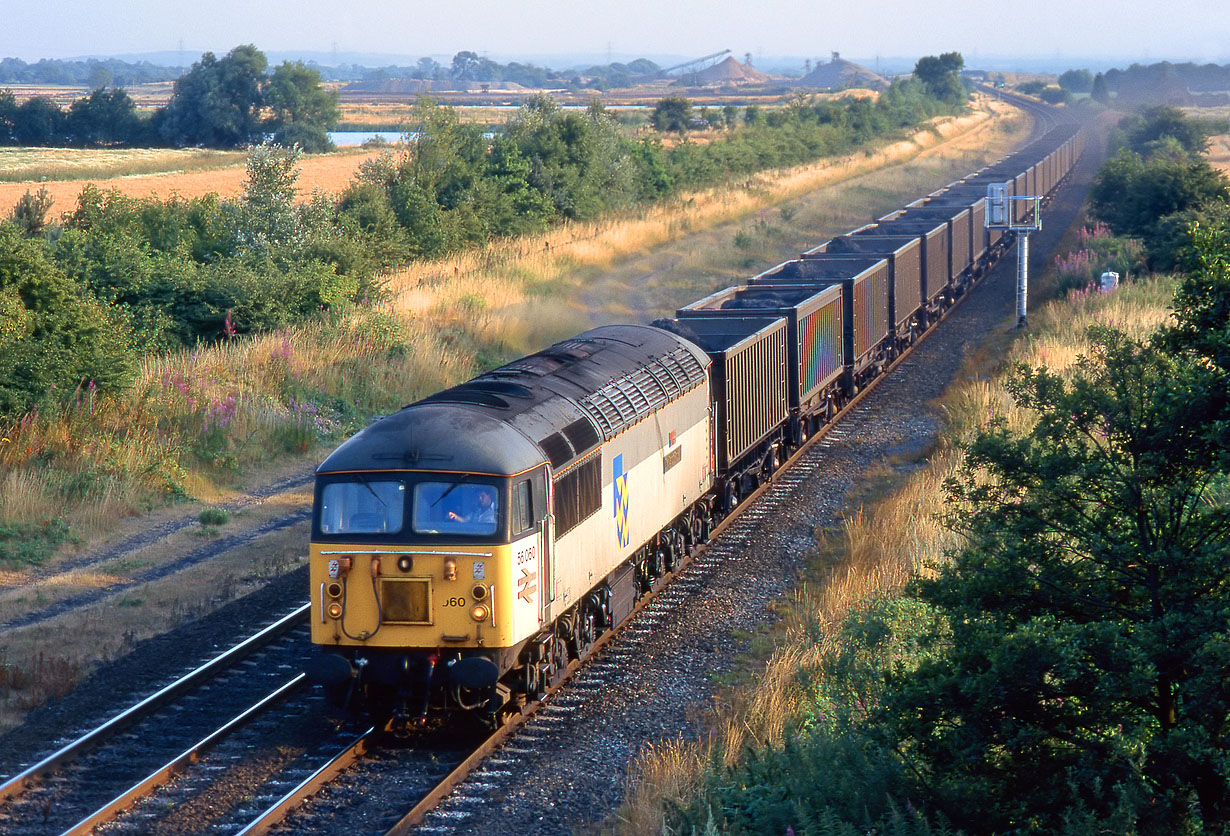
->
[[2, 0, 1227, 68]]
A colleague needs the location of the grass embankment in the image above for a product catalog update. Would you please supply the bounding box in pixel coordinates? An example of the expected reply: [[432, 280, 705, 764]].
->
[[607, 226, 1165, 833], [0, 99, 1027, 733]]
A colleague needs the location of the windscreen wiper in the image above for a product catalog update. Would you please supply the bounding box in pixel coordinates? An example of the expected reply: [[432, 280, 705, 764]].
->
[[430, 473, 471, 507]]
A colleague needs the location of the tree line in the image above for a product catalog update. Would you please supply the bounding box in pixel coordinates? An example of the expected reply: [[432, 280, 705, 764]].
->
[[0, 45, 339, 151], [0, 56, 179, 87], [0, 64, 968, 417]]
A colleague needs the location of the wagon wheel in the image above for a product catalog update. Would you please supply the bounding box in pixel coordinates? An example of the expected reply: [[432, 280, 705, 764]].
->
[[724, 481, 740, 513]]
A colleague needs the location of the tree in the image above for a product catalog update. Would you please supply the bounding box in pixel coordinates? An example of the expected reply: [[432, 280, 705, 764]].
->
[[1039, 87, 1071, 105], [8, 186, 54, 236], [650, 95, 693, 133], [888, 328, 1230, 833], [1058, 68, 1094, 93], [156, 45, 268, 147], [13, 96, 66, 145], [0, 89, 17, 144], [913, 52, 966, 105], [1089, 146, 1229, 246], [1165, 221, 1230, 379], [414, 57, 443, 80], [238, 144, 305, 256], [450, 50, 482, 81], [66, 87, 143, 146], [0, 223, 135, 415], [1091, 72, 1111, 105], [1120, 105, 1210, 156], [265, 61, 339, 152]]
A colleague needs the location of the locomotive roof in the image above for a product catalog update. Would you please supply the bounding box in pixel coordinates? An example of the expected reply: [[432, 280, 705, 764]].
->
[[317, 324, 710, 478]]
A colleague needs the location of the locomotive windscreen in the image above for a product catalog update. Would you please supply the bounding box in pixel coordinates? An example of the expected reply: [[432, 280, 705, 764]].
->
[[318, 479, 406, 534], [412, 480, 501, 536]]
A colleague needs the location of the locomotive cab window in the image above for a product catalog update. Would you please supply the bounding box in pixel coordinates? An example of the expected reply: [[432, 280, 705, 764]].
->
[[412, 480, 501, 537], [319, 479, 405, 534], [512, 479, 533, 534]]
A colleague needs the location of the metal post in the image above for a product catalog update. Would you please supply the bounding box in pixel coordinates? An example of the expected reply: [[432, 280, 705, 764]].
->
[[1016, 231, 1030, 328]]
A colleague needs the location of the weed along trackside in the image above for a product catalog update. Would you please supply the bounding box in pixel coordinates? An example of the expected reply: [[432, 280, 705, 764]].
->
[[1, 86, 1024, 740]]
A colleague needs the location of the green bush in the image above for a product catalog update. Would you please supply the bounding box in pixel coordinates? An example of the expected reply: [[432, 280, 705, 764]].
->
[[198, 507, 229, 526], [0, 518, 71, 567]]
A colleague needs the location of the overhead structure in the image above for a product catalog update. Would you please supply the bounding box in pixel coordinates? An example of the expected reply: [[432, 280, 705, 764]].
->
[[658, 50, 732, 76]]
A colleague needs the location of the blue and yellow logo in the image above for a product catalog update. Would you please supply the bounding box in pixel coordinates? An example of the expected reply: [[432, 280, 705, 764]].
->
[[613, 454, 630, 548]]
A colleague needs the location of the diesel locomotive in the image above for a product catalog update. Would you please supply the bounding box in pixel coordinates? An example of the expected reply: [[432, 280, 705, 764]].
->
[[307, 113, 1085, 728]]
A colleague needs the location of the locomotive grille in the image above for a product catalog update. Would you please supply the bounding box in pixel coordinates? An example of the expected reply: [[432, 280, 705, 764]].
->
[[381, 579, 432, 624]]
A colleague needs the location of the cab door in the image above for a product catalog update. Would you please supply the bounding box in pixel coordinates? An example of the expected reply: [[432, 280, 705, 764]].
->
[[511, 466, 553, 631]]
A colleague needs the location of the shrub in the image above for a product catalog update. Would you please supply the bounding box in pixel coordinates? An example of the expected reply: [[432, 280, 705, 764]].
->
[[198, 507, 229, 526]]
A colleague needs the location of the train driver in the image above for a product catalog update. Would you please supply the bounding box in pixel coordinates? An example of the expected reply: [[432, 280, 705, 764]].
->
[[447, 487, 498, 526]]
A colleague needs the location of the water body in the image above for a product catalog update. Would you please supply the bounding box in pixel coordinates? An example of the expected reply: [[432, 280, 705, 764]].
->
[[328, 131, 403, 147]]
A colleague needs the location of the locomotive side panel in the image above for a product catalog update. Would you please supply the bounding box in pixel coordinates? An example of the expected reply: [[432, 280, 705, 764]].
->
[[549, 384, 712, 609]]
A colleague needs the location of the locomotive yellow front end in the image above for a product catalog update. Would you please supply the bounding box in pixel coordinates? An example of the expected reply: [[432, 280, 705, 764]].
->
[[306, 324, 714, 728], [306, 398, 554, 727]]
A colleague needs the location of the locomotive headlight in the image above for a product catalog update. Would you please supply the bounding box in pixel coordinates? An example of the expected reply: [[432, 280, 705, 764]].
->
[[470, 603, 490, 622], [443, 558, 458, 581], [471, 584, 488, 601], [326, 582, 342, 598], [397, 555, 413, 573], [326, 601, 343, 619]]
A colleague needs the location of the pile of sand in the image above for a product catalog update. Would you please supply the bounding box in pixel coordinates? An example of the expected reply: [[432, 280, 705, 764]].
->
[[797, 57, 889, 91], [688, 57, 773, 85]]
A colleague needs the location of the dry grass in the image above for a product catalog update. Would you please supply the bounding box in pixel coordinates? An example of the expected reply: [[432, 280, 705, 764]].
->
[[0, 146, 245, 183], [1206, 132, 1230, 175], [603, 263, 1179, 833], [0, 97, 1026, 733]]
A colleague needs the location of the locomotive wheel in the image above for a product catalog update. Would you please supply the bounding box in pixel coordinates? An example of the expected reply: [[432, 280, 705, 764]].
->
[[570, 605, 597, 660], [548, 634, 569, 685]]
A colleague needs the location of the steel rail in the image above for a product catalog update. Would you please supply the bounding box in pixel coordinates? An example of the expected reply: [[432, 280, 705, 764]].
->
[[0, 603, 310, 804], [233, 725, 378, 836], [57, 674, 308, 836], [376, 116, 1081, 834]]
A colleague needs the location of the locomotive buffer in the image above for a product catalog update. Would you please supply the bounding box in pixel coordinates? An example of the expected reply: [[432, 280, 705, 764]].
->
[[986, 183, 1042, 328]]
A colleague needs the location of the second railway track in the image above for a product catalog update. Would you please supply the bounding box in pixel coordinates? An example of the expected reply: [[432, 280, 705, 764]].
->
[[0, 97, 1090, 836]]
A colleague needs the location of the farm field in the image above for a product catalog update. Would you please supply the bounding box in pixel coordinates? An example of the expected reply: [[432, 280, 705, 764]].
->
[[1208, 132, 1230, 174], [0, 146, 387, 215]]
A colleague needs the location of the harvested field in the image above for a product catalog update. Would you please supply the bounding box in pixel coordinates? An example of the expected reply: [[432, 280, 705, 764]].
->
[[1207, 133, 1230, 174], [0, 147, 391, 215], [0, 146, 244, 184]]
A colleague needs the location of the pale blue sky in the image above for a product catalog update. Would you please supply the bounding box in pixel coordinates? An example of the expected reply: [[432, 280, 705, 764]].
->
[[1, 0, 1227, 69]]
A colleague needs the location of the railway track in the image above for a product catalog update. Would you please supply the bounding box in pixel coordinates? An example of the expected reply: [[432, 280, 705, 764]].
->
[[0, 98, 1083, 836], [0, 604, 370, 836], [257, 134, 1086, 834]]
